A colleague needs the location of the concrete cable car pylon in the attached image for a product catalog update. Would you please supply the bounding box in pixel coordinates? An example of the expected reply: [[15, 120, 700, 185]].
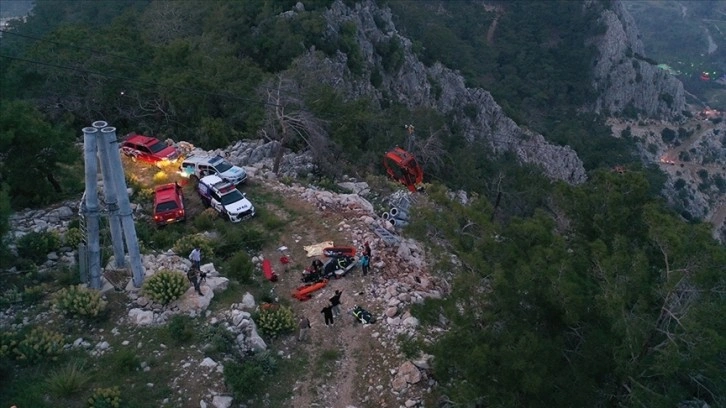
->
[[80, 122, 145, 290]]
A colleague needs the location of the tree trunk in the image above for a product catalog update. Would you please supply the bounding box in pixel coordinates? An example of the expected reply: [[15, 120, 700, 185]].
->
[[273, 140, 285, 175], [46, 172, 62, 193], [273, 121, 288, 175]]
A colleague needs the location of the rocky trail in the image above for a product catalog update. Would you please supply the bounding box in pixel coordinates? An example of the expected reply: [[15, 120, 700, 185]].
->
[[260, 181, 440, 408]]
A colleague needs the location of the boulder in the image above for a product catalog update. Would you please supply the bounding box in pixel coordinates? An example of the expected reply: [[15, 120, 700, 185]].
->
[[211, 395, 233, 408], [240, 292, 256, 310], [128, 308, 154, 326], [403, 316, 419, 328], [246, 331, 267, 352], [200, 357, 217, 368], [231, 310, 251, 327], [204, 276, 229, 294], [171, 287, 214, 313], [200, 263, 218, 276], [392, 361, 422, 391]]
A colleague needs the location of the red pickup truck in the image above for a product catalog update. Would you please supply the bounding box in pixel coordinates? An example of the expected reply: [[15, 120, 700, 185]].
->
[[153, 183, 186, 226]]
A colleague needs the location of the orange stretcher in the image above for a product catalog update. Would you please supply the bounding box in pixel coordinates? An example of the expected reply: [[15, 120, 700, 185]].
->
[[292, 279, 328, 301], [262, 259, 278, 282]]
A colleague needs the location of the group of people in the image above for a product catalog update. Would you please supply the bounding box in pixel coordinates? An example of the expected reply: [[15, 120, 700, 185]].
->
[[184, 242, 375, 343], [299, 241, 374, 341], [297, 289, 343, 342]]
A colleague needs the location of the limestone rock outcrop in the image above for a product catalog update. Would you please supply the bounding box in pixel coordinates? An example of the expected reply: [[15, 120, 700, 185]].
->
[[588, 0, 685, 118], [289, 0, 587, 184]]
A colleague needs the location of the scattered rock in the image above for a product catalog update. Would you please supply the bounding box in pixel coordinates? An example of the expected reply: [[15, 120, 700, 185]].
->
[[240, 292, 256, 310], [128, 308, 154, 326], [200, 357, 217, 368], [212, 395, 233, 408]]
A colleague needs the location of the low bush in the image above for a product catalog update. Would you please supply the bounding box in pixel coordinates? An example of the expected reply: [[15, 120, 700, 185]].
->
[[108, 349, 140, 373], [173, 234, 215, 261], [64, 227, 84, 248], [166, 315, 197, 345], [201, 324, 237, 359], [0, 286, 22, 307], [87, 386, 121, 408], [22, 284, 46, 303], [222, 251, 254, 283], [16, 230, 61, 262], [46, 362, 90, 397], [224, 351, 278, 399], [193, 208, 218, 231], [54, 285, 106, 317], [142, 270, 187, 305], [255, 305, 295, 337], [14, 327, 65, 363], [51, 265, 82, 286], [0, 331, 19, 359], [397, 333, 426, 359]]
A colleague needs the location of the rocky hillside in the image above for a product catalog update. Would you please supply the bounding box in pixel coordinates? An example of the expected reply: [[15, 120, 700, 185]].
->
[[588, 0, 686, 118], [291, 0, 587, 184]]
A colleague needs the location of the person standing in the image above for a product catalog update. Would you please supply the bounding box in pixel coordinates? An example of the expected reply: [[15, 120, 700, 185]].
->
[[360, 254, 370, 276], [298, 316, 311, 342], [187, 268, 204, 296], [189, 247, 201, 270], [321, 303, 334, 326], [329, 290, 343, 317], [363, 241, 372, 259]]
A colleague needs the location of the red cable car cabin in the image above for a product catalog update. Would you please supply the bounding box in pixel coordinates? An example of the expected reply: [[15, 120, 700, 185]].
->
[[383, 147, 424, 192]]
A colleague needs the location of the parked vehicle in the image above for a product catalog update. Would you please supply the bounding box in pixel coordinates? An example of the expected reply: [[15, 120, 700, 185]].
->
[[179, 154, 247, 185], [153, 183, 185, 226], [120, 133, 180, 165], [197, 175, 255, 222]]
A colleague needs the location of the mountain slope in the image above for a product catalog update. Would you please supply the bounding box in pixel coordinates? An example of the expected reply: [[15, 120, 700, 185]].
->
[[588, 0, 686, 118]]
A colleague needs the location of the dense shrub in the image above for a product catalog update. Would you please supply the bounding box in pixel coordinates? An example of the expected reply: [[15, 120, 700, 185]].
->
[[64, 227, 84, 248], [224, 351, 278, 399], [142, 270, 188, 305], [193, 208, 218, 230], [0, 286, 22, 307], [661, 127, 676, 143], [14, 327, 64, 363], [0, 331, 19, 359], [166, 315, 196, 345], [201, 324, 237, 358], [108, 349, 140, 373], [16, 230, 61, 262], [255, 306, 295, 337], [215, 226, 266, 253], [173, 234, 215, 261], [54, 285, 107, 317], [22, 284, 46, 303], [222, 251, 254, 283], [87, 386, 121, 408]]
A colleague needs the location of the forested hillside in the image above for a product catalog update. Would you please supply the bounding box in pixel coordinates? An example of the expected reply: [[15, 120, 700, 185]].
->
[[0, 1, 724, 407]]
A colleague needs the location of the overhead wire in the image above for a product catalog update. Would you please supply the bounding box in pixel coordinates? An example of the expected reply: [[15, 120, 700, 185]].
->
[[0, 29, 148, 64], [2, 28, 579, 151], [0, 28, 308, 97], [0, 54, 286, 109]]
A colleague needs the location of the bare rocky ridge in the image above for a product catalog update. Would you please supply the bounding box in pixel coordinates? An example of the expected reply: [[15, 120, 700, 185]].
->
[[588, 0, 686, 118], [290, 0, 587, 184]]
